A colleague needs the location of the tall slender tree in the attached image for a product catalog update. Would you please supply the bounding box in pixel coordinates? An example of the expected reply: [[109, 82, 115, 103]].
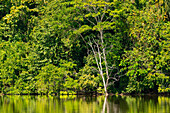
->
[[72, 0, 126, 95]]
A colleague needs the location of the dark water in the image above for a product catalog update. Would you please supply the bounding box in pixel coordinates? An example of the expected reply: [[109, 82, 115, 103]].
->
[[0, 95, 169, 113]]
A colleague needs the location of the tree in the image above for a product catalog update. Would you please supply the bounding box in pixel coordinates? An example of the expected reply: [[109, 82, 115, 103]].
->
[[0, 41, 33, 94], [71, 0, 127, 95], [30, 0, 79, 94], [120, 2, 170, 93]]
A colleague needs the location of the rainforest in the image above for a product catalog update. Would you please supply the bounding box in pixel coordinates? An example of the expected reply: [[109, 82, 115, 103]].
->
[[0, 0, 169, 95]]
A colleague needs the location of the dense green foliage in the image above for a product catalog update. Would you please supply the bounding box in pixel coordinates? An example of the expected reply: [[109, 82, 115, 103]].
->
[[0, 0, 169, 95]]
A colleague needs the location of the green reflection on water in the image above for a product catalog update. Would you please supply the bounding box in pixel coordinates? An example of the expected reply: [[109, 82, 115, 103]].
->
[[0, 95, 169, 113]]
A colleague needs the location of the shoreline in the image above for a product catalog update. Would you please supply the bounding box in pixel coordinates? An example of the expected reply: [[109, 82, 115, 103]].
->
[[0, 92, 169, 96]]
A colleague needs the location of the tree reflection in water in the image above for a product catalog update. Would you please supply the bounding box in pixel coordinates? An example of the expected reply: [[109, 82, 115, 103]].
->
[[102, 95, 129, 113], [0, 95, 169, 113]]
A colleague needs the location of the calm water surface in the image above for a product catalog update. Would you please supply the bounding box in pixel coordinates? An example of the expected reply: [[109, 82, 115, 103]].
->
[[0, 95, 169, 113]]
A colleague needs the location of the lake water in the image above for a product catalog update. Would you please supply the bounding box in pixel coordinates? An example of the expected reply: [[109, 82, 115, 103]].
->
[[0, 95, 169, 113]]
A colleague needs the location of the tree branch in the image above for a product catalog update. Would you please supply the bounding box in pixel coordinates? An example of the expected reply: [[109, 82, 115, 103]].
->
[[88, 38, 101, 73]]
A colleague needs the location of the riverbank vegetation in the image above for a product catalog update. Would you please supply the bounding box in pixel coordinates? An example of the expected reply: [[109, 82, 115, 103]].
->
[[0, 0, 169, 95]]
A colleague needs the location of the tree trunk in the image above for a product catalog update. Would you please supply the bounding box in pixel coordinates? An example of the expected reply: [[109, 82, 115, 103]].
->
[[100, 30, 109, 96]]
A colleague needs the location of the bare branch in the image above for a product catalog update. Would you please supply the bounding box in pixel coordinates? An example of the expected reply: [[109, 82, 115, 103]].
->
[[79, 33, 87, 44], [78, 33, 92, 56], [92, 36, 98, 47], [109, 77, 118, 81], [85, 5, 98, 23], [110, 17, 114, 22], [100, 30, 109, 81], [88, 38, 101, 72], [76, 11, 96, 26], [108, 68, 114, 77], [96, 40, 103, 73], [108, 81, 116, 86], [92, 6, 100, 22], [85, 17, 96, 26], [101, 3, 107, 21], [91, 67, 100, 73], [104, 15, 112, 22]]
